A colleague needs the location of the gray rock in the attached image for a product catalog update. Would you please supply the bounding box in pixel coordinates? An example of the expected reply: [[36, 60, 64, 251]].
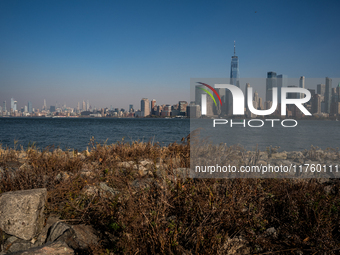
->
[[82, 183, 120, 197], [265, 227, 277, 238], [2, 236, 33, 253], [9, 241, 74, 255], [46, 222, 98, 252], [47, 222, 72, 243], [223, 236, 250, 254], [0, 188, 47, 241], [99, 182, 120, 196], [131, 178, 152, 189], [68, 225, 98, 250]]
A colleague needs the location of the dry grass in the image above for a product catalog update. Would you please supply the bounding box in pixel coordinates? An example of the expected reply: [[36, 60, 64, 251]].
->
[[0, 140, 340, 254]]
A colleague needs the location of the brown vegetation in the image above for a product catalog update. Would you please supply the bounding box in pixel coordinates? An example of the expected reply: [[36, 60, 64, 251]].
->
[[0, 139, 340, 254]]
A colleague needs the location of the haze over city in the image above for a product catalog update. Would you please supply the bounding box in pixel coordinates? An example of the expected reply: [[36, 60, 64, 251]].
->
[[1, 0, 339, 111]]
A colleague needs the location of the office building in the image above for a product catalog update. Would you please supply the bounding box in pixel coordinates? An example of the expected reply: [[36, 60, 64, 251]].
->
[[266, 72, 277, 103], [28, 101, 32, 113], [141, 98, 150, 117], [312, 94, 321, 114], [299, 76, 305, 99], [325, 77, 332, 114], [277, 74, 287, 104], [227, 41, 240, 115], [317, 84, 326, 97]]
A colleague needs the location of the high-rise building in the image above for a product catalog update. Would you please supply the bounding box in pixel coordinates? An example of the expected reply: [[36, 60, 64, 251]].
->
[[82, 100, 86, 111], [266, 72, 277, 103], [317, 84, 326, 97], [129, 104, 134, 112], [11, 98, 15, 112], [3, 101, 6, 112], [43, 99, 46, 110], [178, 101, 188, 115], [230, 41, 240, 87], [227, 41, 240, 115], [277, 74, 287, 104], [312, 94, 321, 114], [141, 98, 150, 117], [299, 76, 305, 99], [253, 90, 259, 109], [28, 101, 32, 113], [325, 77, 332, 114]]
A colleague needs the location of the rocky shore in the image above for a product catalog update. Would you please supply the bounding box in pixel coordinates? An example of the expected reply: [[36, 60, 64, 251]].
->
[[0, 142, 340, 254]]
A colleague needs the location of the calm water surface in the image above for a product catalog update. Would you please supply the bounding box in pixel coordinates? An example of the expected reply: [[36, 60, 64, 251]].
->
[[0, 118, 339, 151], [0, 118, 189, 151]]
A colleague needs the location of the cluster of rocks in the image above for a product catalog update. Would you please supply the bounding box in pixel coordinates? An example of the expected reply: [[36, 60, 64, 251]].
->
[[0, 188, 98, 254]]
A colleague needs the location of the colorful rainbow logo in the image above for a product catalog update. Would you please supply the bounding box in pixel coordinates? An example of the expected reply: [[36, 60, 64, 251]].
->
[[197, 82, 222, 107]]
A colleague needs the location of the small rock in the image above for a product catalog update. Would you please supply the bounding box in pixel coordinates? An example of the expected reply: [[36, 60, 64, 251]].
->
[[3, 236, 33, 253], [139, 159, 153, 166], [131, 178, 152, 189], [11, 241, 74, 254], [265, 227, 277, 238], [223, 236, 250, 254], [79, 170, 94, 179], [117, 162, 130, 168], [99, 182, 120, 196], [55, 172, 71, 182], [47, 222, 72, 243], [270, 152, 287, 160], [82, 183, 120, 197]]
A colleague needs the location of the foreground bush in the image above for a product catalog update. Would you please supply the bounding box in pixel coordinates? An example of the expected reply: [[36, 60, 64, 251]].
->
[[0, 140, 340, 254]]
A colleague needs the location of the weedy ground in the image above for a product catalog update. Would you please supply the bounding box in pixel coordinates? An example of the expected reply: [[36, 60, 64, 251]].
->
[[0, 139, 340, 254]]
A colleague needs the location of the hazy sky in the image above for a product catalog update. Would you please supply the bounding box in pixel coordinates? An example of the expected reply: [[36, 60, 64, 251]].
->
[[1, 0, 339, 111]]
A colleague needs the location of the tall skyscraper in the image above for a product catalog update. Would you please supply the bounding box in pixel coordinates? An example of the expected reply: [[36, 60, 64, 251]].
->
[[266, 72, 277, 103], [82, 100, 86, 111], [317, 84, 326, 97], [3, 101, 6, 112], [227, 41, 240, 115], [230, 41, 240, 87], [129, 104, 134, 112], [299, 76, 305, 99], [141, 98, 150, 117], [43, 99, 46, 110], [28, 101, 32, 113], [11, 98, 15, 112], [325, 77, 332, 114], [277, 74, 287, 104]]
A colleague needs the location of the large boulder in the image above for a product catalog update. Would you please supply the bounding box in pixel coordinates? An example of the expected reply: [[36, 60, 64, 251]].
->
[[0, 188, 47, 241]]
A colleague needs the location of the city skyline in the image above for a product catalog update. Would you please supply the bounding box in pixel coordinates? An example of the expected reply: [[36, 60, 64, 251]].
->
[[1, 0, 340, 110]]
